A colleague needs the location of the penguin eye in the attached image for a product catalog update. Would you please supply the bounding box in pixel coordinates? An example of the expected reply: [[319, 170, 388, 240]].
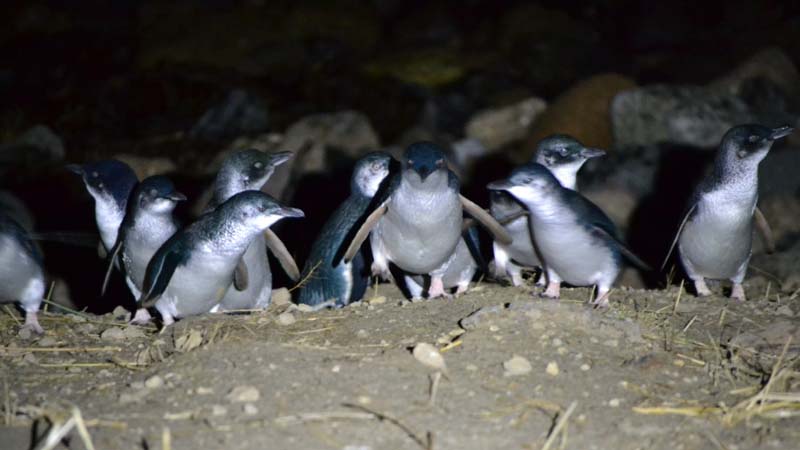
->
[[748, 135, 760, 143], [149, 189, 158, 197], [435, 159, 445, 168], [253, 162, 264, 170], [407, 159, 414, 166], [91, 171, 99, 178], [558, 147, 568, 156]]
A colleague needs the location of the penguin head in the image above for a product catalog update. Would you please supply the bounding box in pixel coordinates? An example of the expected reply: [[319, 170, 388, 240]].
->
[[403, 142, 448, 184], [219, 149, 292, 193], [223, 191, 304, 231], [487, 163, 561, 204], [352, 152, 393, 197], [721, 124, 793, 164], [534, 134, 605, 170], [67, 160, 138, 209], [134, 176, 186, 215]]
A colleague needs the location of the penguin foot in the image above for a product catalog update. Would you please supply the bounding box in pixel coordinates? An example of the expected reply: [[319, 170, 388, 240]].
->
[[591, 291, 611, 309], [541, 282, 560, 299], [730, 284, 747, 301], [694, 279, 712, 297], [454, 281, 470, 296], [130, 308, 152, 325], [371, 262, 391, 280], [534, 275, 546, 287], [23, 312, 44, 335], [428, 277, 449, 299]]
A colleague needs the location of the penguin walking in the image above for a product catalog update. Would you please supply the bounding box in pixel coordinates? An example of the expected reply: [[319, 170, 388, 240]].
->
[[492, 134, 604, 286], [665, 124, 791, 300], [138, 191, 304, 326], [297, 152, 394, 307], [206, 149, 298, 311], [340, 142, 511, 299], [488, 163, 648, 307], [0, 213, 46, 333]]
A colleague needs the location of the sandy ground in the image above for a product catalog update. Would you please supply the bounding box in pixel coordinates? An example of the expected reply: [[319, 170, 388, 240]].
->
[[1, 279, 799, 450]]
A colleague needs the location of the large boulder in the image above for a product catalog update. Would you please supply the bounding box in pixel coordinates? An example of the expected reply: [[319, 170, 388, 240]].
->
[[465, 96, 546, 151]]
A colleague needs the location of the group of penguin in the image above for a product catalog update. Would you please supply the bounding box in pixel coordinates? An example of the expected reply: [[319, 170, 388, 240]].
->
[[0, 123, 791, 334]]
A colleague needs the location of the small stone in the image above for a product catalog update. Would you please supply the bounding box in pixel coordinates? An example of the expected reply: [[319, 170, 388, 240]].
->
[[551, 338, 563, 347], [332, 365, 341, 373], [144, 375, 164, 389], [122, 326, 146, 339], [356, 329, 368, 338], [557, 347, 568, 355], [673, 359, 686, 367], [211, 405, 227, 416], [174, 329, 203, 352], [604, 339, 619, 348], [100, 327, 126, 341], [197, 387, 214, 395], [367, 296, 386, 305], [466, 364, 478, 372], [503, 355, 532, 377], [111, 306, 132, 321], [546, 361, 560, 376], [271, 288, 291, 306], [609, 398, 621, 407], [775, 305, 794, 316], [295, 304, 314, 313], [489, 325, 499, 332], [243, 403, 259, 415], [412, 343, 447, 372], [448, 329, 465, 337], [17, 327, 32, 340], [227, 386, 260, 403], [276, 312, 296, 326], [21, 352, 37, 364], [357, 396, 371, 405], [37, 336, 57, 347], [580, 364, 591, 371]]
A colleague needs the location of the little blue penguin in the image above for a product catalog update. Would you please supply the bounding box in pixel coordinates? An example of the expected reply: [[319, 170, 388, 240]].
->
[[488, 163, 648, 308], [340, 142, 511, 299], [666, 124, 792, 301], [138, 191, 304, 326], [207, 149, 296, 311], [104, 176, 186, 322], [492, 134, 605, 286], [68, 160, 138, 251], [297, 152, 393, 307], [0, 212, 46, 333]]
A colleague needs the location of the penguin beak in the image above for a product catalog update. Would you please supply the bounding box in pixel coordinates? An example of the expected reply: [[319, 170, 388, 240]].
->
[[65, 164, 84, 175], [414, 166, 431, 181], [769, 126, 794, 141], [278, 207, 305, 218], [165, 192, 188, 202], [580, 147, 606, 159], [487, 180, 513, 191], [269, 151, 293, 167]]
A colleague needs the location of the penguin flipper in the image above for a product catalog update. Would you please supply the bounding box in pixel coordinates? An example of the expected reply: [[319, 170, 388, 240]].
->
[[661, 203, 697, 271], [139, 245, 183, 308], [233, 259, 249, 291], [754, 207, 775, 254], [264, 228, 300, 281], [460, 195, 512, 245], [341, 203, 388, 264], [591, 226, 652, 272], [101, 239, 124, 296]]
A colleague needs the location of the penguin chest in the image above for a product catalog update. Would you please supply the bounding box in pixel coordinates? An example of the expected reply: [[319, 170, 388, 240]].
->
[[124, 225, 177, 288], [160, 252, 238, 318], [501, 215, 539, 267], [377, 191, 462, 274], [0, 236, 44, 304], [679, 195, 754, 279], [533, 221, 617, 286]]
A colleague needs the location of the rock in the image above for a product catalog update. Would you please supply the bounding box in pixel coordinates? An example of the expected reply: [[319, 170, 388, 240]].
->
[[276, 312, 296, 326], [100, 327, 126, 341], [111, 306, 131, 322], [174, 329, 203, 353], [36, 336, 57, 347], [190, 89, 269, 141], [465, 97, 547, 151], [122, 326, 146, 339], [17, 327, 33, 340], [710, 47, 800, 99], [459, 304, 507, 330], [364, 48, 467, 88], [412, 342, 447, 372], [582, 186, 640, 233], [545, 361, 560, 376], [114, 154, 177, 180], [243, 403, 258, 415], [611, 84, 754, 149], [144, 375, 164, 389], [270, 288, 291, 307], [728, 320, 800, 373], [503, 355, 532, 376], [525, 74, 636, 159], [0, 125, 64, 166], [226, 385, 260, 403]]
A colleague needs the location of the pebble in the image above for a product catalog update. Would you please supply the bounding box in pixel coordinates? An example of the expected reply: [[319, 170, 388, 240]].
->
[[122, 326, 146, 339], [503, 355, 532, 376], [21, 353, 38, 364], [276, 312, 296, 326], [609, 398, 621, 407], [580, 364, 591, 371], [145, 375, 164, 389], [212, 405, 227, 416], [100, 327, 126, 341], [412, 343, 447, 372], [111, 306, 131, 321], [356, 329, 369, 338], [489, 325, 499, 332], [227, 385, 260, 403], [17, 327, 32, 340], [271, 288, 291, 306], [367, 296, 386, 305], [604, 339, 619, 348], [197, 387, 214, 395], [243, 403, 259, 415], [37, 336, 57, 347], [546, 361, 560, 376]]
